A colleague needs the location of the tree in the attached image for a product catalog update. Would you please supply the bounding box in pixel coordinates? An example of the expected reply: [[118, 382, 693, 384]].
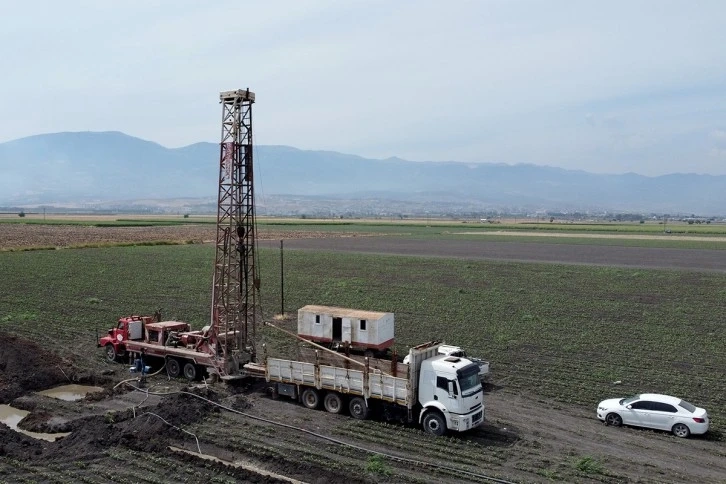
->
[[18, 211, 25, 218]]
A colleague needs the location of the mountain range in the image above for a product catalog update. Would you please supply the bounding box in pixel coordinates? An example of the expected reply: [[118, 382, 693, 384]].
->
[[0, 131, 723, 216]]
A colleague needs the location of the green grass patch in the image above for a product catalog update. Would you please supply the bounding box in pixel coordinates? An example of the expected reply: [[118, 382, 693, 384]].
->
[[0, 244, 724, 436], [365, 455, 391, 476], [574, 456, 604, 475]]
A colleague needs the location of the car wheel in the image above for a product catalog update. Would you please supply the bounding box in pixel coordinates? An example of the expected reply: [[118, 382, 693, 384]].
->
[[605, 413, 622, 427], [672, 423, 690, 438]]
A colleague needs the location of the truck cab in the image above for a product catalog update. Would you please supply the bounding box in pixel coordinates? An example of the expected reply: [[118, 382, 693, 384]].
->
[[417, 355, 485, 435], [98, 315, 191, 362]]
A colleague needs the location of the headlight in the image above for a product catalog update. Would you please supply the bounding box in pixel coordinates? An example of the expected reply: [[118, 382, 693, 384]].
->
[[598, 407, 607, 411]]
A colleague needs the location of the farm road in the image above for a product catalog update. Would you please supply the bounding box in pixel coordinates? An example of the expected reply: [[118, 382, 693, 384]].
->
[[260, 237, 726, 272]]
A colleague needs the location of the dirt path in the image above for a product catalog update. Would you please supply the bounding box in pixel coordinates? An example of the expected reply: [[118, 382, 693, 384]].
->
[[4, 223, 724, 272], [261, 236, 726, 272], [485, 389, 726, 482], [457, 229, 726, 242]]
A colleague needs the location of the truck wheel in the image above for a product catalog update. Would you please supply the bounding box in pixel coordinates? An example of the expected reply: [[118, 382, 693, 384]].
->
[[183, 362, 198, 381], [349, 397, 370, 420], [323, 392, 343, 414], [166, 358, 181, 378], [422, 411, 447, 436], [301, 388, 320, 409], [105, 344, 119, 363]]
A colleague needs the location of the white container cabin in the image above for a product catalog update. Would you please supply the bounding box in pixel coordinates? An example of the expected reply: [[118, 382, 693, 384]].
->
[[297, 305, 394, 354]]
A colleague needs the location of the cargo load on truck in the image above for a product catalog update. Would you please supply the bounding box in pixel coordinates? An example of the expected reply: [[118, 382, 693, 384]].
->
[[403, 343, 490, 380], [297, 305, 394, 356]]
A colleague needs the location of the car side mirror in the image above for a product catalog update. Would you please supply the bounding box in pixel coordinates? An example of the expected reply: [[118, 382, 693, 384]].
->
[[626, 404, 632, 409], [447, 381, 455, 398]]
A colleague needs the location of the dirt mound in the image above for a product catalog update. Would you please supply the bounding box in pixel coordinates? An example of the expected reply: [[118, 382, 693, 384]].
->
[[154, 389, 221, 426], [38, 389, 220, 457], [226, 394, 252, 411], [0, 332, 69, 403], [0, 425, 44, 459]]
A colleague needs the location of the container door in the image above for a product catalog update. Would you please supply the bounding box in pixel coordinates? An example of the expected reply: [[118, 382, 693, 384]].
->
[[332, 317, 342, 341], [342, 319, 352, 343]]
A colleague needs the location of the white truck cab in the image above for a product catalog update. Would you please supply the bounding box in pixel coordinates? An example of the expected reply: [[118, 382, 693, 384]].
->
[[417, 355, 484, 433]]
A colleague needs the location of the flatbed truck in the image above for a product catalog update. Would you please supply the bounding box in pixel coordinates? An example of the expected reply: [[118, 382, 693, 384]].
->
[[255, 340, 485, 436]]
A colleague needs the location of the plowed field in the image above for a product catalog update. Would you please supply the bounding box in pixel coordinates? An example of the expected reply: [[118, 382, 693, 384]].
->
[[1, 223, 724, 483], [0, 223, 366, 251]]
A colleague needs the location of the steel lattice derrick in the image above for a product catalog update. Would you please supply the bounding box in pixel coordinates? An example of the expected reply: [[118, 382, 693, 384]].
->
[[211, 89, 259, 362]]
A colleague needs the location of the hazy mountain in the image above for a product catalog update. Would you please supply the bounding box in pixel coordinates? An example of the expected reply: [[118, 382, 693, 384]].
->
[[0, 131, 723, 215]]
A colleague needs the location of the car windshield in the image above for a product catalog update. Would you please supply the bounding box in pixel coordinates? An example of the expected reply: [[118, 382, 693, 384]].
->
[[620, 395, 640, 405], [678, 400, 696, 413]]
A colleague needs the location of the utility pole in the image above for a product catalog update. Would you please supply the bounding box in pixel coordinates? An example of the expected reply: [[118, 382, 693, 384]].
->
[[280, 239, 285, 316]]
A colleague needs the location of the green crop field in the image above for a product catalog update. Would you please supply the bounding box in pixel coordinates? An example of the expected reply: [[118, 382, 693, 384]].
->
[[1, 243, 724, 437]]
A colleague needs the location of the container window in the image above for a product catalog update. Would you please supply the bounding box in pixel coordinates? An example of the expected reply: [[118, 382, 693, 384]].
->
[[360, 319, 367, 331], [315, 315, 320, 324]]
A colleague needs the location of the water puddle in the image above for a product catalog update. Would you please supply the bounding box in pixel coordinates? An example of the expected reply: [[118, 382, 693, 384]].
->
[[37, 384, 104, 401], [0, 404, 70, 442]]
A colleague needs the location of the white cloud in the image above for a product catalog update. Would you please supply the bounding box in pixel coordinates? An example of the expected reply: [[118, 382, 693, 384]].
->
[[1, 0, 726, 175]]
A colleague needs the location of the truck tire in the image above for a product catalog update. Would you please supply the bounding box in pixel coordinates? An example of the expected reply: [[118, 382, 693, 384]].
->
[[349, 397, 370, 420], [105, 344, 120, 363], [166, 358, 181, 378], [323, 392, 343, 414], [183, 362, 198, 381], [422, 411, 447, 436], [301, 388, 320, 410]]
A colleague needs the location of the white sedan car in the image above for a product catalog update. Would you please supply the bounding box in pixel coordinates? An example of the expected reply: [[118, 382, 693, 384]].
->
[[597, 393, 709, 438]]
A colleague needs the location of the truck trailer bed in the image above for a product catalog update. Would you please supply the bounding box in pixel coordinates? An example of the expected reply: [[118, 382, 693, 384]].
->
[[265, 357, 411, 406]]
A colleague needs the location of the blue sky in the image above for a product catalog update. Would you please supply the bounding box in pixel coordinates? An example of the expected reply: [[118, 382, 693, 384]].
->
[[2, 0, 725, 176]]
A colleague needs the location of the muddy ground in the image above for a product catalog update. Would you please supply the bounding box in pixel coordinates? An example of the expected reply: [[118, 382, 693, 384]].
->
[[1, 330, 725, 484]]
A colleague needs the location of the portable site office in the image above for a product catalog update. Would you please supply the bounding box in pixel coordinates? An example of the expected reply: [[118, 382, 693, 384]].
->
[[297, 305, 395, 353]]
